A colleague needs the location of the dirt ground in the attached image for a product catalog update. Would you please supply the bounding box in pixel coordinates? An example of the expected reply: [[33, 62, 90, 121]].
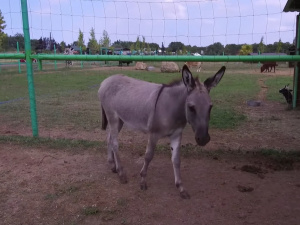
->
[[1, 66, 300, 225], [0, 141, 299, 225]]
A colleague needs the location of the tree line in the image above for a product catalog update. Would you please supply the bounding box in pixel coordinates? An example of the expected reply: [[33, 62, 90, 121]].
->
[[0, 9, 295, 55]]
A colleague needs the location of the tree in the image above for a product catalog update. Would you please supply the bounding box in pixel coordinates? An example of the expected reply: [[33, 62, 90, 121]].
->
[[135, 36, 140, 52], [258, 36, 265, 54], [206, 42, 224, 55], [60, 41, 66, 52], [182, 45, 187, 55], [0, 10, 7, 51], [239, 44, 253, 55], [99, 30, 111, 48], [77, 29, 86, 51], [149, 42, 159, 51], [1, 34, 8, 51], [141, 36, 146, 52], [87, 27, 99, 54], [130, 43, 135, 52], [224, 44, 242, 55], [9, 33, 25, 50], [168, 42, 184, 53], [276, 38, 282, 53], [146, 43, 151, 54]]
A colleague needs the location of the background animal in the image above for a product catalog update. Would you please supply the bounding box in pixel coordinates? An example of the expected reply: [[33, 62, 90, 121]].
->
[[119, 61, 133, 66], [64, 47, 74, 67], [279, 85, 293, 104], [185, 61, 202, 72], [261, 62, 278, 73]]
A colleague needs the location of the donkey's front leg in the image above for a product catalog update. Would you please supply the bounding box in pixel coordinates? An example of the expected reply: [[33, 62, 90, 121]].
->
[[170, 130, 190, 199], [140, 135, 158, 190]]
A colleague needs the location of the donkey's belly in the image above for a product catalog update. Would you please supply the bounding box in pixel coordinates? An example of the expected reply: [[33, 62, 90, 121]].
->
[[117, 109, 152, 133]]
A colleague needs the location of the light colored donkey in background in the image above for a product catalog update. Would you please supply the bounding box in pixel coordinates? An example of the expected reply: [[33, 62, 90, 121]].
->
[[185, 61, 202, 72], [98, 65, 226, 199], [64, 47, 74, 67]]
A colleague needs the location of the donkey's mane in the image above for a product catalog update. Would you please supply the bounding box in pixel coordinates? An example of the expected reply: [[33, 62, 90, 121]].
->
[[162, 79, 181, 87], [155, 77, 201, 109], [162, 77, 200, 87]]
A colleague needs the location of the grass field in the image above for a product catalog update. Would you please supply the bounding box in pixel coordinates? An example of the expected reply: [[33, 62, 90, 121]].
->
[[0, 61, 293, 133]]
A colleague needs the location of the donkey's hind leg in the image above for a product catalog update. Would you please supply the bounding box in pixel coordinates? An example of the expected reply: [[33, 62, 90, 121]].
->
[[107, 117, 127, 183], [140, 134, 159, 190]]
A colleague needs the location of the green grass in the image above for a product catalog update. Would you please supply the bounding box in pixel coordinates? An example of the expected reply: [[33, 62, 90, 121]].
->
[[0, 135, 103, 150], [265, 76, 293, 102], [82, 206, 100, 216], [0, 62, 291, 132]]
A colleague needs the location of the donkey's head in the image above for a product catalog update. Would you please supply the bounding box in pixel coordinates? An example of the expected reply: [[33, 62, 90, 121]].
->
[[182, 65, 225, 146]]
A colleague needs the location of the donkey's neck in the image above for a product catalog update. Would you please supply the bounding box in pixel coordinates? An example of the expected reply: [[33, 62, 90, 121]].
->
[[152, 82, 188, 133]]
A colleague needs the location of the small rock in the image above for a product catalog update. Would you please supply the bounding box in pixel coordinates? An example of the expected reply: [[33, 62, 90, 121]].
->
[[237, 185, 254, 192]]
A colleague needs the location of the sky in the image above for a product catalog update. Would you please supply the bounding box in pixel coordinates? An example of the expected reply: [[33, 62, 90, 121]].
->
[[1, 0, 298, 47]]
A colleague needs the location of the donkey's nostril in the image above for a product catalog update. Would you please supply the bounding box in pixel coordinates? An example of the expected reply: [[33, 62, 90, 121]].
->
[[196, 135, 210, 146]]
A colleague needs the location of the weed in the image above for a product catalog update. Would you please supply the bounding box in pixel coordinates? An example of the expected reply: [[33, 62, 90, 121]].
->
[[82, 206, 100, 215], [44, 193, 59, 200], [117, 198, 128, 207]]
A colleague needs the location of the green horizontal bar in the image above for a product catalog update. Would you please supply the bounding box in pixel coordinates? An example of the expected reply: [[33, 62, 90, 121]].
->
[[1, 53, 300, 62], [0, 53, 25, 59], [31, 54, 300, 62]]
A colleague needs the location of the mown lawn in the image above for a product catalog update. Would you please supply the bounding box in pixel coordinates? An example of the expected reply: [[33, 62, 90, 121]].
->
[[0, 62, 293, 131]]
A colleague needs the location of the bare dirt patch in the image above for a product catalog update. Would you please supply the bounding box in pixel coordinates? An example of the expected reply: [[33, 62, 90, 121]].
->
[[0, 143, 299, 225]]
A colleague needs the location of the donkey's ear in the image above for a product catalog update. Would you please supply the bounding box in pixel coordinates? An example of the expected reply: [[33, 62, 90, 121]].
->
[[182, 65, 195, 91], [204, 66, 226, 92]]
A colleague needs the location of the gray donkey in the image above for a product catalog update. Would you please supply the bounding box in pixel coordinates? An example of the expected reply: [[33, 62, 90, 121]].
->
[[98, 65, 226, 198]]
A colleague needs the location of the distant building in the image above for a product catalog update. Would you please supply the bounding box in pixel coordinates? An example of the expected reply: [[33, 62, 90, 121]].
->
[[249, 53, 287, 56]]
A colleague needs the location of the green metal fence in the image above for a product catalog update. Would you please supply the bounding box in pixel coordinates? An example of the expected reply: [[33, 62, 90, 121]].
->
[[1, 0, 299, 137]]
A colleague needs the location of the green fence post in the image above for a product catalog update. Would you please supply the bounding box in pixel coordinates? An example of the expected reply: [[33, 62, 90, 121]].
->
[[17, 42, 21, 73], [223, 51, 225, 66], [38, 59, 42, 71], [21, 0, 39, 137], [80, 46, 83, 68], [293, 13, 300, 109], [54, 44, 57, 70]]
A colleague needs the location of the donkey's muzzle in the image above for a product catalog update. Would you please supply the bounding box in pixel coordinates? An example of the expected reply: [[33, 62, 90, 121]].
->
[[195, 134, 210, 146]]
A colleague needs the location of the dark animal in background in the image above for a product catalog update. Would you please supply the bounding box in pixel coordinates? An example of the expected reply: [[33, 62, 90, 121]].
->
[[279, 85, 293, 104], [119, 61, 133, 66], [261, 62, 278, 73]]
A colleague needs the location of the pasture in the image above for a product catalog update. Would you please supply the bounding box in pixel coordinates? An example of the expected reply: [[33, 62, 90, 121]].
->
[[0, 61, 300, 224]]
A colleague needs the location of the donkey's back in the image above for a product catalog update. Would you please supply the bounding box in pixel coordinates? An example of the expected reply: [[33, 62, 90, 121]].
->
[[98, 75, 161, 132]]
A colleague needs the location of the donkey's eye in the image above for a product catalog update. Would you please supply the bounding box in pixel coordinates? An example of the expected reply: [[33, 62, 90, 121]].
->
[[189, 105, 196, 113]]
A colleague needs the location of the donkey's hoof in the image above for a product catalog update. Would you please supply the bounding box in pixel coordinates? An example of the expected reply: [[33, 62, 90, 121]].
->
[[180, 190, 190, 199], [140, 182, 148, 190], [119, 174, 128, 184], [111, 168, 117, 173]]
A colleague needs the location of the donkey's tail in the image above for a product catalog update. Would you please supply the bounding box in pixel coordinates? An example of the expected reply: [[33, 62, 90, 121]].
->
[[101, 107, 108, 130]]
